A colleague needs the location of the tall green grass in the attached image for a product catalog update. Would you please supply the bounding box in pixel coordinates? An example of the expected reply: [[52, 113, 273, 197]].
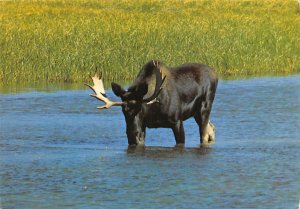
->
[[1, 0, 299, 83]]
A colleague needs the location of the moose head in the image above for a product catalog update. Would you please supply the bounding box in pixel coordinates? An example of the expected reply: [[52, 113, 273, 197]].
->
[[85, 61, 166, 146]]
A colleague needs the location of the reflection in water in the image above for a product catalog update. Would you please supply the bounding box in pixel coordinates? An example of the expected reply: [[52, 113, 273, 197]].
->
[[1, 75, 300, 209], [126, 146, 212, 158]]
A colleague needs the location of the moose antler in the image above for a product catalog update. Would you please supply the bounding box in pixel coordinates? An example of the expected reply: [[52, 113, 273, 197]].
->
[[143, 61, 166, 104], [85, 73, 124, 109]]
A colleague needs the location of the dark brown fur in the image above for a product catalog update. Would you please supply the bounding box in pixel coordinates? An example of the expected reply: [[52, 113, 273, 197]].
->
[[112, 60, 218, 146]]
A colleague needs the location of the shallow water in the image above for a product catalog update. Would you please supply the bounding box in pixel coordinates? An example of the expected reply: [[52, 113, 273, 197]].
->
[[1, 75, 300, 209]]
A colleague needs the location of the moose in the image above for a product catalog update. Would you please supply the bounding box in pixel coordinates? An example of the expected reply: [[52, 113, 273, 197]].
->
[[85, 60, 218, 146]]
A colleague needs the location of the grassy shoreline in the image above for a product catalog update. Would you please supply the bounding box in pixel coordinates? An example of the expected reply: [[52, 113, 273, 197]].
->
[[1, 0, 299, 83]]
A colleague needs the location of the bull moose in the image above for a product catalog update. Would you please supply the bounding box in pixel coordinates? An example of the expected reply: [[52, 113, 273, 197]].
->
[[85, 60, 218, 146]]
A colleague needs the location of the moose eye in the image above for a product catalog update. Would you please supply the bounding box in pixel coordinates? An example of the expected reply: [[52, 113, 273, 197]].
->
[[122, 101, 142, 116], [128, 100, 137, 105], [124, 102, 135, 111]]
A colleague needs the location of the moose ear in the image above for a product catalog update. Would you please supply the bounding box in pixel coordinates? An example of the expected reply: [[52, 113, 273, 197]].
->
[[111, 82, 126, 97]]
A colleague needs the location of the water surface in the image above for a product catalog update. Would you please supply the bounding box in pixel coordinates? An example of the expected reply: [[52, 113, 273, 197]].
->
[[1, 75, 300, 208]]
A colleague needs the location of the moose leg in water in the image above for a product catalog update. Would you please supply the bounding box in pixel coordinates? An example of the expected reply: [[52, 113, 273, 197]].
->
[[171, 121, 185, 145], [206, 121, 215, 143], [194, 88, 216, 144], [195, 115, 215, 144]]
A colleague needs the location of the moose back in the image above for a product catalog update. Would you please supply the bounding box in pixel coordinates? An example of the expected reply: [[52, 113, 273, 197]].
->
[[86, 60, 218, 146]]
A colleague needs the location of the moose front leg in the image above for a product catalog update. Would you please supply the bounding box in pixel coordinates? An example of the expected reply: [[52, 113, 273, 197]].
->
[[137, 128, 146, 145], [172, 121, 185, 145]]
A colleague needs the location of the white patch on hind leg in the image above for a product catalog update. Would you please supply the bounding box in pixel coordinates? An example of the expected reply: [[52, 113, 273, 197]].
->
[[207, 121, 215, 144]]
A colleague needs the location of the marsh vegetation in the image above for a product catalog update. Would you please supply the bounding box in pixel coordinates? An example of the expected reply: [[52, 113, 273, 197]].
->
[[1, 0, 299, 83]]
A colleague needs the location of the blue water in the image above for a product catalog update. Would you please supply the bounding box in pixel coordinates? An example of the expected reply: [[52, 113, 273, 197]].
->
[[1, 75, 300, 208]]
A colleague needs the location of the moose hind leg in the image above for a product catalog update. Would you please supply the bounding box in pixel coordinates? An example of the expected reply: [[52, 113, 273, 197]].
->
[[172, 121, 185, 145], [207, 121, 215, 144], [194, 100, 212, 144]]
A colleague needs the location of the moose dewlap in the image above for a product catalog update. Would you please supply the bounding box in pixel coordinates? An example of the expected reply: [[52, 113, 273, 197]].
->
[[86, 60, 218, 146]]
